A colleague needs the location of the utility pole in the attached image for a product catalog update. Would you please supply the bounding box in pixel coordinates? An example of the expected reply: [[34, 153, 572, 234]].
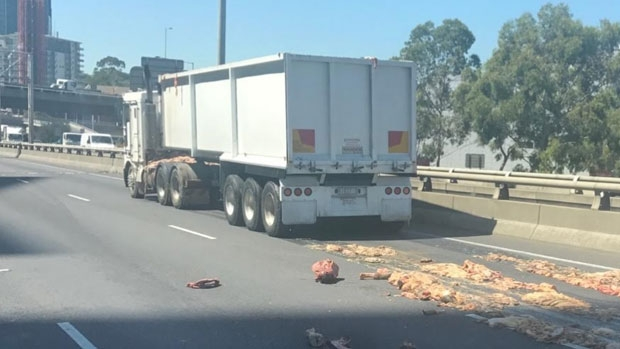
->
[[27, 54, 33, 144], [164, 27, 173, 58], [217, 0, 226, 65]]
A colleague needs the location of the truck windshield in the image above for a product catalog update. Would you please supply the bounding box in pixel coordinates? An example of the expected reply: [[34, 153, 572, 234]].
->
[[65, 134, 81, 145], [91, 136, 113, 144], [8, 134, 22, 142]]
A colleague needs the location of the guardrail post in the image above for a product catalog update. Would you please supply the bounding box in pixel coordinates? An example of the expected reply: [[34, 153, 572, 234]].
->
[[571, 176, 583, 194], [419, 176, 433, 192], [591, 191, 611, 211], [493, 183, 510, 200]]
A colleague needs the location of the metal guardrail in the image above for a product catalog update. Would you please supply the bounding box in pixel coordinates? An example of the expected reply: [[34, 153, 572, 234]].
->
[[416, 166, 620, 211], [0, 141, 123, 158]]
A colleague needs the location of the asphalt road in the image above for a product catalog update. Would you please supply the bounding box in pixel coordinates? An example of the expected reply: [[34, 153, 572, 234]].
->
[[0, 156, 617, 349]]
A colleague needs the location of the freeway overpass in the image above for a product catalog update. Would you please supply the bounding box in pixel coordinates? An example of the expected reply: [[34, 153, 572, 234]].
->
[[0, 83, 122, 120]]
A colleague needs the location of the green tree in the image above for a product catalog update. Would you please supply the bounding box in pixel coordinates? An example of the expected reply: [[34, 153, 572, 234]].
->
[[87, 56, 130, 87], [396, 19, 479, 166], [455, 4, 620, 174]]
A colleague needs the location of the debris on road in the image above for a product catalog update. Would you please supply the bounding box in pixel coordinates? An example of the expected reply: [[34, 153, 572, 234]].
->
[[146, 156, 197, 169], [186, 278, 221, 289], [305, 328, 351, 348], [321, 244, 396, 258], [482, 315, 620, 348], [312, 259, 340, 284], [422, 309, 443, 316], [400, 341, 417, 349], [420, 258, 433, 264], [479, 253, 620, 298], [521, 290, 590, 311], [363, 257, 385, 263], [306, 328, 326, 347], [359, 268, 392, 280]]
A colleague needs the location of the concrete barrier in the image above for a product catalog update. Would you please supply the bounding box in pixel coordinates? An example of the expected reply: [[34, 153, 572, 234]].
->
[[412, 191, 620, 253], [0, 147, 124, 175]]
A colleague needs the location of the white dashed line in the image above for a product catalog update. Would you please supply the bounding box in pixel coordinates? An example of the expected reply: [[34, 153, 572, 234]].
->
[[67, 194, 90, 202], [169, 225, 217, 240], [0, 268, 10, 272], [57, 322, 97, 349], [16, 179, 29, 184]]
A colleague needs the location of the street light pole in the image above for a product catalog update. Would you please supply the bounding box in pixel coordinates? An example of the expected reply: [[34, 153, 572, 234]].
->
[[164, 27, 173, 58], [218, 0, 226, 65], [27, 53, 33, 144]]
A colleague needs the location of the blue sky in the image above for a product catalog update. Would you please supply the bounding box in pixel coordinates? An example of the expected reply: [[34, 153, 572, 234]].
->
[[52, 1, 620, 73]]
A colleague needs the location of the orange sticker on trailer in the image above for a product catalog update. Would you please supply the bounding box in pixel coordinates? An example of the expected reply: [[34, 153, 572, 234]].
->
[[388, 131, 409, 153], [292, 129, 316, 153]]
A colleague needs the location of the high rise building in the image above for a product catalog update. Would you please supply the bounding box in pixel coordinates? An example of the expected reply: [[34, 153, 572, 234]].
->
[[17, 0, 50, 85], [0, 0, 17, 35], [46, 35, 82, 84]]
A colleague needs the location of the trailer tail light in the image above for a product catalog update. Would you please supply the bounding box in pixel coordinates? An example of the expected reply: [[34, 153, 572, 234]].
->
[[385, 187, 393, 195], [294, 188, 303, 197], [283, 188, 292, 197], [394, 187, 402, 195], [403, 187, 411, 195], [304, 188, 312, 196]]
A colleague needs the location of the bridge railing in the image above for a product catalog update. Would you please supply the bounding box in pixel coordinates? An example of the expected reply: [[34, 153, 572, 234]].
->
[[416, 166, 620, 211], [0, 141, 123, 159]]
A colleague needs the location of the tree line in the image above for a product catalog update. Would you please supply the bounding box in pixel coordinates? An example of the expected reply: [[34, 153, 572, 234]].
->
[[396, 3, 620, 175], [82, 3, 620, 175]]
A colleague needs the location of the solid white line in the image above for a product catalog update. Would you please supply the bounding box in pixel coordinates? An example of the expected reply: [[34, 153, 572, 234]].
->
[[88, 173, 123, 181], [169, 225, 216, 240], [67, 194, 91, 202], [57, 322, 97, 349], [16, 179, 29, 184], [0, 268, 9, 272], [443, 237, 617, 271]]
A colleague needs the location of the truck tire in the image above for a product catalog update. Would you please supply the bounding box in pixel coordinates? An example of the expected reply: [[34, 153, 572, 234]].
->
[[128, 166, 144, 199], [261, 181, 288, 237], [223, 175, 244, 226], [170, 167, 189, 209], [242, 178, 264, 232], [155, 164, 171, 206]]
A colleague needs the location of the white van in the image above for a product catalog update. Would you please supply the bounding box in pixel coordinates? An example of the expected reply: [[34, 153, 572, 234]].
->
[[80, 133, 115, 149], [62, 132, 82, 146]]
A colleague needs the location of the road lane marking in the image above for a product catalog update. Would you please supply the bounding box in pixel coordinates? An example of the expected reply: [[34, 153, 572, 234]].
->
[[442, 237, 616, 271], [89, 173, 123, 181], [67, 194, 91, 202], [57, 322, 97, 349], [169, 225, 217, 240], [16, 179, 29, 184], [0, 268, 10, 272]]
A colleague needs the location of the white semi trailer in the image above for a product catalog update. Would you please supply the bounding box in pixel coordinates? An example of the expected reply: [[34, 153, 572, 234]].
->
[[122, 53, 417, 237]]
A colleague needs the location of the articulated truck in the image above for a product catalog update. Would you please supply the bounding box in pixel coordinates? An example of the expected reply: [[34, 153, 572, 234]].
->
[[122, 53, 417, 237]]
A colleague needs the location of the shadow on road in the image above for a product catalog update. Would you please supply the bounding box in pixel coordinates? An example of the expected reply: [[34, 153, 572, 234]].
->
[[0, 311, 565, 349]]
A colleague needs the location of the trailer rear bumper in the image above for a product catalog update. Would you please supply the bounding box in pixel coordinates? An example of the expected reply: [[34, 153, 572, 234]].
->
[[280, 176, 412, 225]]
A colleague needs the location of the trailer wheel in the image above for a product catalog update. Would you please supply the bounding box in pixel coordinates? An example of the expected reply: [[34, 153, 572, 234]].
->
[[242, 178, 264, 232], [261, 181, 288, 237], [128, 166, 144, 199], [170, 167, 189, 209], [223, 175, 244, 226], [155, 164, 171, 206]]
